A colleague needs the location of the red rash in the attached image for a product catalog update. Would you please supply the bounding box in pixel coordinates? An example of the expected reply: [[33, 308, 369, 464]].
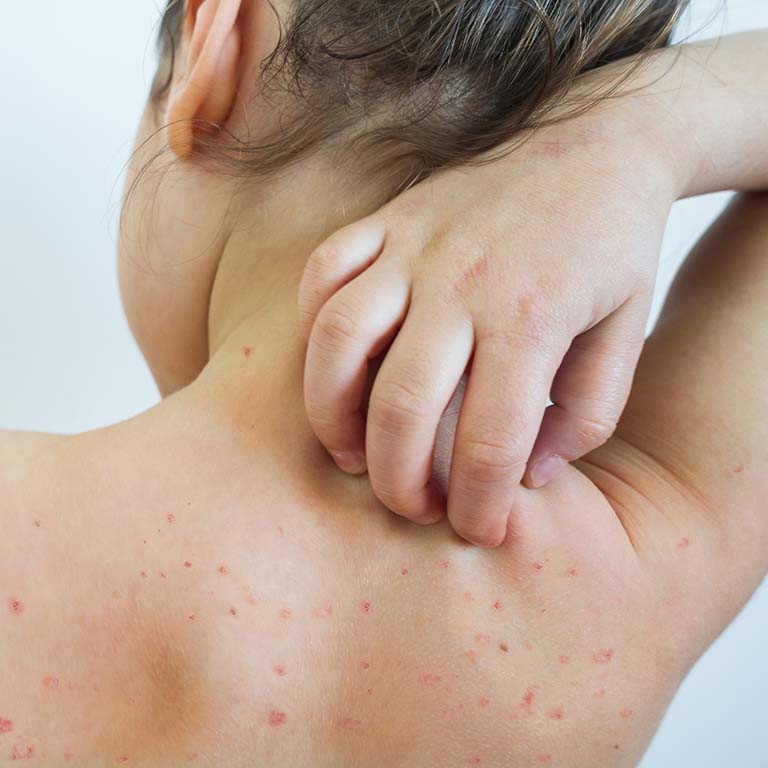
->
[[217, 565, 229, 575], [361, 662, 370, 670], [440, 561, 451, 569], [419, 673, 442, 686], [167, 514, 175, 525], [478, 697, 490, 709], [537, 755, 553, 765], [0, 718, 13, 734], [492, 601, 503, 611], [401, 568, 409, 576], [677, 537, 691, 550], [559, 656, 570, 664], [10, 745, 35, 760], [593, 649, 615, 664], [274, 663, 287, 677], [268, 711, 287, 727], [521, 687, 536, 710], [42, 677, 60, 691], [338, 718, 362, 730], [7, 598, 24, 615], [184, 562, 192, 568], [619, 709, 634, 719], [547, 707, 565, 720], [568, 569, 578, 577], [242, 346, 254, 359], [533, 562, 544, 571], [279, 609, 292, 620], [359, 601, 372, 614]]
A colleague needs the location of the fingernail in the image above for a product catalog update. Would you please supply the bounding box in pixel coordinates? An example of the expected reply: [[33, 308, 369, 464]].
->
[[528, 455, 566, 489], [330, 450, 367, 475]]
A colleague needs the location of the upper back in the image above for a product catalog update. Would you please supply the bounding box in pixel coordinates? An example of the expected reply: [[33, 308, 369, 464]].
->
[[0, 389, 715, 768]]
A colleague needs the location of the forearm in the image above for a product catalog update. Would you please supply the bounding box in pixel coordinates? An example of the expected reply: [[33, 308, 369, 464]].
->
[[622, 29, 768, 198]]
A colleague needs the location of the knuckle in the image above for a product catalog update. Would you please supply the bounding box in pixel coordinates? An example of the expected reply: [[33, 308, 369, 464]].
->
[[372, 379, 431, 433], [313, 302, 360, 350], [572, 412, 619, 449], [309, 242, 343, 271], [461, 436, 527, 485]]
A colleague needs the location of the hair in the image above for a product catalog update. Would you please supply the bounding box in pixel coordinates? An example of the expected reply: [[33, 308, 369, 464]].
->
[[152, 0, 690, 185]]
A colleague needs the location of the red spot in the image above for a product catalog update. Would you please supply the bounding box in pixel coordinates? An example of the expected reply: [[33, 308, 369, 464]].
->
[[42, 676, 59, 691], [533, 562, 544, 571], [359, 601, 372, 614], [279, 608, 292, 620], [475, 633, 491, 644], [468, 759, 482, 765], [63, 752, 74, 761], [619, 708, 634, 719], [521, 686, 538, 710], [419, 673, 443, 686], [312, 601, 333, 617], [268, 711, 287, 727], [118, 757, 129, 764], [366, 688, 373, 696], [217, 565, 229, 576], [401, 568, 409, 576], [547, 707, 565, 720], [188, 614, 196, 621], [183, 561, 192, 569], [8, 598, 24, 615], [677, 537, 690, 550], [167, 513, 175, 526], [338, 718, 362, 730], [734, 464, 744, 474], [229, 607, 238, 617], [10, 746, 35, 760], [593, 649, 614, 664], [478, 697, 490, 709], [360, 661, 370, 670], [492, 601, 503, 611], [499, 642, 509, 653], [242, 346, 254, 359], [568, 568, 578, 577], [559, 655, 570, 664], [537, 755, 553, 765], [440, 560, 451, 569], [0, 719, 14, 734], [140, 571, 148, 579], [273, 662, 287, 677], [244, 590, 259, 606]]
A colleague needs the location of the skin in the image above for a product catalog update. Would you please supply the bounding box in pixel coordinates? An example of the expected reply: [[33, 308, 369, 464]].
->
[[0, 3, 766, 766]]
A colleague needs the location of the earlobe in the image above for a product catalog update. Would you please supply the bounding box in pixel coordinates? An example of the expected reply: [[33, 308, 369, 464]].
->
[[166, 0, 243, 157]]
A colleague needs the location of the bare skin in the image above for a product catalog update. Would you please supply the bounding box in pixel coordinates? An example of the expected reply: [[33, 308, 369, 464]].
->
[[1, 6, 767, 767], [1, 188, 767, 766]]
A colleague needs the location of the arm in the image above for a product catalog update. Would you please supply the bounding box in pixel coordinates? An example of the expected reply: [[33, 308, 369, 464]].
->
[[579, 192, 768, 650], [297, 28, 768, 547]]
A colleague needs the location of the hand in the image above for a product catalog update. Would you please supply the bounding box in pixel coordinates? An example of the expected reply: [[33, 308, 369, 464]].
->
[[298, 106, 677, 547]]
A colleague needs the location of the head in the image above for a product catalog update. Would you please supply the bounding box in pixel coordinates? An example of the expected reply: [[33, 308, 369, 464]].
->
[[119, 0, 688, 396]]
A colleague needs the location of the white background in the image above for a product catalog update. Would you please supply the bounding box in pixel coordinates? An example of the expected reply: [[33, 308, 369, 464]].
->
[[0, 2, 765, 765]]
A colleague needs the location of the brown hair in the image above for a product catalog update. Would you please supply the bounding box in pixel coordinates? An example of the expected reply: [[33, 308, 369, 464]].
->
[[152, 0, 689, 184]]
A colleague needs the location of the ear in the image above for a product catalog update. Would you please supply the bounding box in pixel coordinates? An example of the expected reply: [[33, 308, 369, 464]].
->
[[166, 0, 244, 157]]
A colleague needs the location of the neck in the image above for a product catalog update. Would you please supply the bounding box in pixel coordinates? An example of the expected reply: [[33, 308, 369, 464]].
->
[[188, 157, 396, 503]]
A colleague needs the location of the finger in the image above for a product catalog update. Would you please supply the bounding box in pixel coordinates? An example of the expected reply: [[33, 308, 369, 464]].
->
[[523, 295, 650, 489], [298, 217, 387, 343], [304, 259, 410, 474], [448, 325, 568, 547], [366, 300, 474, 525]]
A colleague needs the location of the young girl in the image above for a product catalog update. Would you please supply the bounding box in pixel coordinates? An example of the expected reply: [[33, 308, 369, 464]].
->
[[1, 2, 766, 766]]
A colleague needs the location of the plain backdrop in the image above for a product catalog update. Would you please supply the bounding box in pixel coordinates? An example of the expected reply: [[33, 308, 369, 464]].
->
[[0, 2, 765, 765]]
